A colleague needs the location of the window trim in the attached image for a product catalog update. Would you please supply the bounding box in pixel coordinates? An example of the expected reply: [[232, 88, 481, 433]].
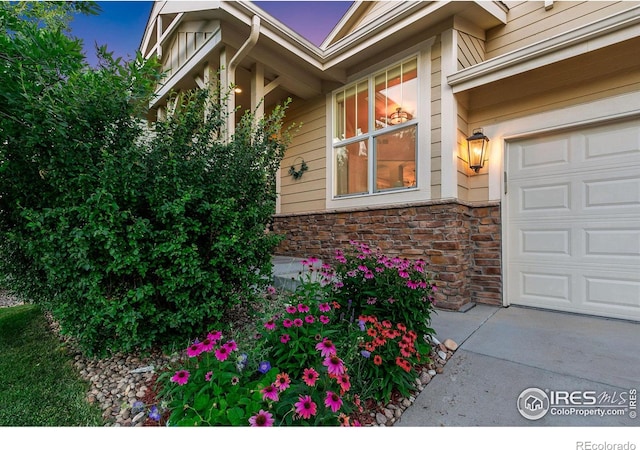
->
[[326, 45, 432, 210]]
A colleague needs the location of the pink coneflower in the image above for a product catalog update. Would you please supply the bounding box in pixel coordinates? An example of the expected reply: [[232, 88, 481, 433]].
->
[[302, 368, 319, 387], [293, 318, 303, 327], [200, 338, 215, 353], [223, 340, 237, 352], [323, 355, 345, 376], [324, 391, 343, 413], [275, 372, 291, 392], [264, 319, 276, 330], [283, 318, 293, 328], [297, 303, 310, 313], [319, 315, 330, 325], [249, 409, 274, 427], [186, 342, 203, 358], [205, 371, 213, 382], [305, 315, 315, 324], [286, 305, 297, 314], [170, 370, 190, 385], [307, 257, 319, 264], [266, 285, 277, 295], [207, 330, 222, 342], [215, 345, 230, 361], [315, 339, 337, 357], [336, 373, 351, 392], [261, 384, 279, 402], [280, 334, 291, 344], [398, 270, 410, 279], [334, 281, 344, 288], [407, 280, 419, 289], [295, 395, 317, 419]]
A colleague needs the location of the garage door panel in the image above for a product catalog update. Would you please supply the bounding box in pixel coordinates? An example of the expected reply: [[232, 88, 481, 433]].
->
[[506, 118, 640, 321]]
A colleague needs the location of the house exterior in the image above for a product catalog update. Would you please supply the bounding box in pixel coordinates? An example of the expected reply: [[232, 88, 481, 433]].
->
[[140, 1, 640, 321]]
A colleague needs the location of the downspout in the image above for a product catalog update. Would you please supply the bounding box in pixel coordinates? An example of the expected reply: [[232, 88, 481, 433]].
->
[[226, 15, 261, 138]]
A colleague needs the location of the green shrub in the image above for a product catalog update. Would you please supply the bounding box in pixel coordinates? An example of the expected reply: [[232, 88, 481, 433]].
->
[[0, 2, 292, 355]]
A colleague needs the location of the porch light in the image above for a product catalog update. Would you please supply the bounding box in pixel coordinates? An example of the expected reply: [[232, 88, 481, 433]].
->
[[389, 107, 408, 125], [466, 128, 489, 173]]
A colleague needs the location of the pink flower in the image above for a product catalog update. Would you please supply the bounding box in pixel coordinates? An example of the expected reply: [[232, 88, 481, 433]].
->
[[398, 270, 410, 279], [293, 318, 303, 327], [286, 305, 297, 314], [215, 346, 230, 361], [302, 368, 319, 387], [324, 391, 343, 413], [323, 355, 345, 376], [249, 409, 274, 427], [205, 371, 213, 382], [283, 318, 293, 328], [364, 271, 374, 279], [261, 384, 279, 402], [318, 303, 331, 313], [275, 373, 291, 392], [186, 343, 203, 358], [336, 374, 351, 392], [170, 370, 190, 385], [315, 339, 336, 357], [297, 303, 310, 313], [319, 315, 330, 324], [266, 285, 277, 295], [295, 395, 317, 420], [264, 319, 276, 330], [200, 338, 215, 353], [223, 340, 237, 352], [407, 280, 419, 289], [280, 334, 291, 344], [207, 330, 222, 342], [305, 315, 315, 324]]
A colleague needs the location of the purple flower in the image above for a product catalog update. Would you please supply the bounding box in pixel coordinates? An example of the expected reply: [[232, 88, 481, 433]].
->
[[358, 320, 366, 332], [360, 350, 371, 358], [258, 361, 271, 374], [148, 405, 161, 421]]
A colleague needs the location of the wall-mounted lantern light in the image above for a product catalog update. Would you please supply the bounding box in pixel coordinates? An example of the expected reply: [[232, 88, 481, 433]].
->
[[466, 128, 489, 173]]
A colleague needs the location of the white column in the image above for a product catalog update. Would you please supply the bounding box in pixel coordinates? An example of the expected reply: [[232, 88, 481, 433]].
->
[[251, 62, 265, 119], [439, 28, 458, 200], [220, 47, 233, 139]]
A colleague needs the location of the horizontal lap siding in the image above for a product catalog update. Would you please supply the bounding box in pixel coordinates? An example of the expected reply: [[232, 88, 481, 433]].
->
[[279, 96, 327, 214], [486, 1, 637, 59]]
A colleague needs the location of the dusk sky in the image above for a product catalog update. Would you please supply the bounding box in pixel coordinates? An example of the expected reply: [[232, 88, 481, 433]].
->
[[69, 1, 353, 66]]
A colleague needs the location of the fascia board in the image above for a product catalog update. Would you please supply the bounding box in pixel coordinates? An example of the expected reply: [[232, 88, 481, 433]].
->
[[448, 4, 640, 93]]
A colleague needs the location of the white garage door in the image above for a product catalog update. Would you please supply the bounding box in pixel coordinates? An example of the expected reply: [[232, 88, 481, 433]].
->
[[505, 118, 640, 321]]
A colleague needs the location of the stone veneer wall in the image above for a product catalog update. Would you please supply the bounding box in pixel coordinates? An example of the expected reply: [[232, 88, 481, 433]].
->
[[271, 200, 501, 310]]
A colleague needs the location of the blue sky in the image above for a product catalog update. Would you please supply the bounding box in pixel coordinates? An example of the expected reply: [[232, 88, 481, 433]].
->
[[70, 1, 353, 66]]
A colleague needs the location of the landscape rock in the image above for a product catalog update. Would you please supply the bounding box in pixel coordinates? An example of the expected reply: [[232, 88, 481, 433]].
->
[[443, 338, 458, 351]]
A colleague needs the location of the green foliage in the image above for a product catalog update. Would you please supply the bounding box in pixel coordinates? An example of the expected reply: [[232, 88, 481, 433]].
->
[[0, 1, 290, 356]]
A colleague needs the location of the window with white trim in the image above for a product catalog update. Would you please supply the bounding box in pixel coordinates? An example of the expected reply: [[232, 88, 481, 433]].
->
[[333, 57, 418, 197]]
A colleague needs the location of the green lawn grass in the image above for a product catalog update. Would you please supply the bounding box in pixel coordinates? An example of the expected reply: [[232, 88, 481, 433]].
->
[[0, 304, 104, 426]]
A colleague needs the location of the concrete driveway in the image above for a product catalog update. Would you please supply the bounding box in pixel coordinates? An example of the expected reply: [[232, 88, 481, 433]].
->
[[395, 304, 640, 426]]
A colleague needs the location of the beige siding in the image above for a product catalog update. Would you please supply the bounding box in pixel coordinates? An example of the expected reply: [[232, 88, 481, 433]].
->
[[485, 1, 639, 59], [467, 37, 640, 125], [279, 96, 327, 214], [347, 1, 397, 35], [430, 38, 442, 199], [457, 31, 485, 70], [161, 21, 217, 78]]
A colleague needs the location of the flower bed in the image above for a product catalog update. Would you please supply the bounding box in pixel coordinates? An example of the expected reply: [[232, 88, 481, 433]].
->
[[145, 241, 441, 426]]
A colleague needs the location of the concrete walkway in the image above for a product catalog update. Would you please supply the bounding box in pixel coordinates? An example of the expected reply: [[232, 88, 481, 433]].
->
[[395, 304, 640, 426]]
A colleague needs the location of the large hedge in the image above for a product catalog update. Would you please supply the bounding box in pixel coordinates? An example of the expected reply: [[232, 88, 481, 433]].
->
[[0, 2, 291, 355]]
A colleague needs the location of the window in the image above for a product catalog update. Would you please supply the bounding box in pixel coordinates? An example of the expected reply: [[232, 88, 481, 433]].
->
[[333, 58, 418, 197]]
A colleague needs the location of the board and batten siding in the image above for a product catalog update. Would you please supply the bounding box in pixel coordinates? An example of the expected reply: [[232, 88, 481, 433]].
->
[[485, 1, 639, 59], [279, 96, 327, 214], [161, 21, 217, 78]]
